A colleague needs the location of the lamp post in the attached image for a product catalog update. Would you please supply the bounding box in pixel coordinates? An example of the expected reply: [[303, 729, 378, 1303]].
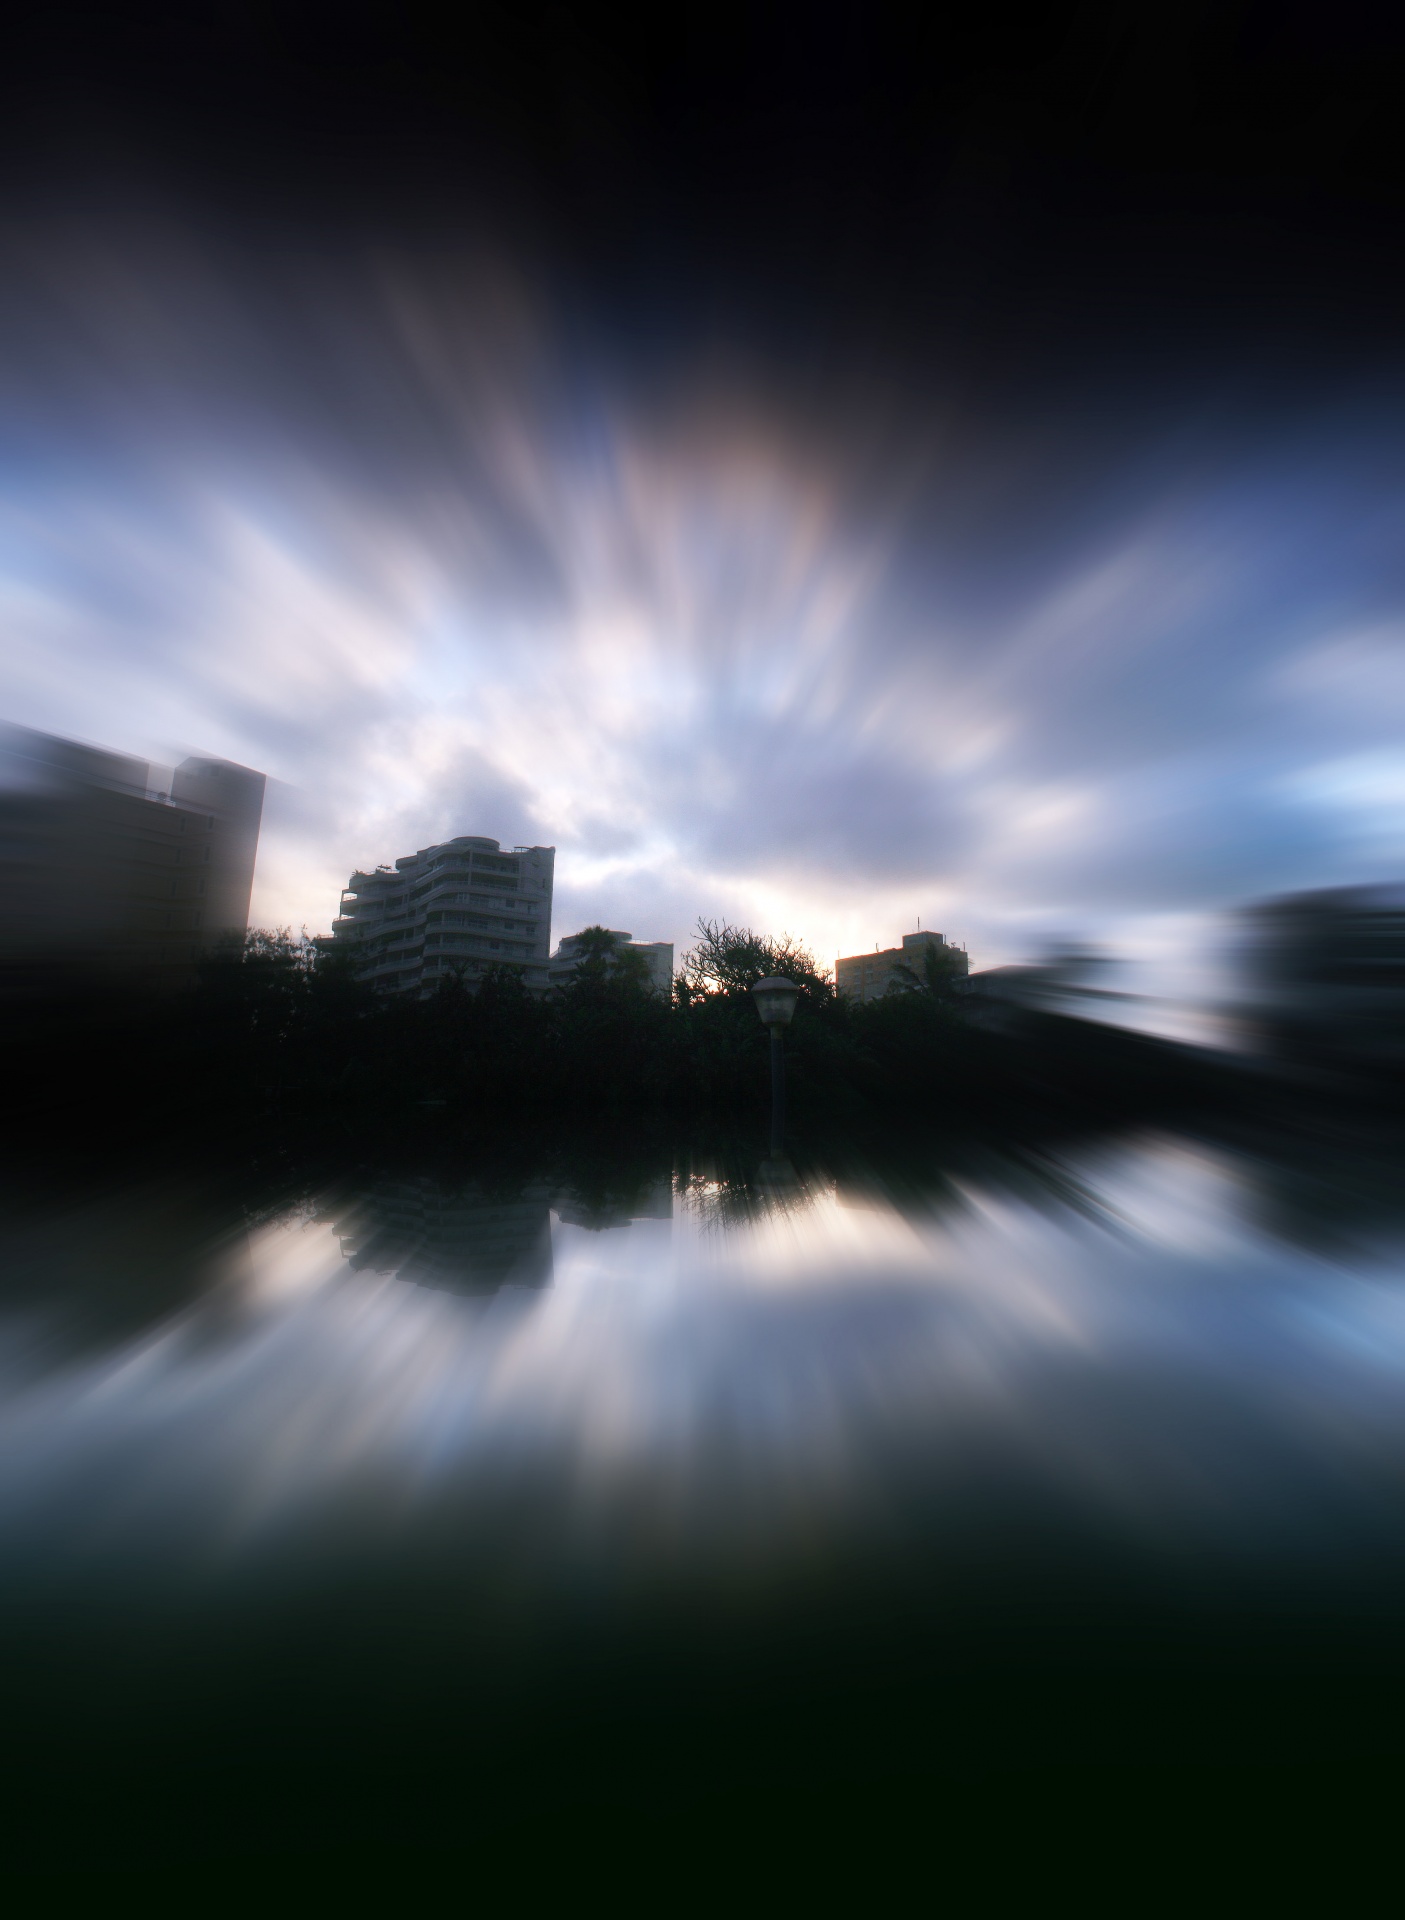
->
[[751, 975, 800, 1153]]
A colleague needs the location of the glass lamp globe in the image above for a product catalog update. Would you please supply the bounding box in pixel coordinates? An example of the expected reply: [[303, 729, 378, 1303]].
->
[[751, 976, 800, 1027]]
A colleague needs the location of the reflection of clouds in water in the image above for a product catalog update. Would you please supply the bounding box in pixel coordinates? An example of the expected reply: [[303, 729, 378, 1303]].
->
[[1034, 1134, 1256, 1260], [3, 1141, 1405, 1578], [239, 1213, 346, 1306]]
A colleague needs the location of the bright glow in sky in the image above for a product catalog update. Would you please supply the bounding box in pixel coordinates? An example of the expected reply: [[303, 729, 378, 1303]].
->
[[2, 220, 1404, 981]]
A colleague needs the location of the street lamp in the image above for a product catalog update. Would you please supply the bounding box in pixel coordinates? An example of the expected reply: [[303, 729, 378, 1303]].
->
[[751, 975, 800, 1151]]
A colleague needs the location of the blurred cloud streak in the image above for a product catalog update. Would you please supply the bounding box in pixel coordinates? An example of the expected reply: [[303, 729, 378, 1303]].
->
[[0, 214, 1403, 979]]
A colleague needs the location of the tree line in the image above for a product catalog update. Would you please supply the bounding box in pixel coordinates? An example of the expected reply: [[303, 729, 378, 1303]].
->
[[3, 915, 1245, 1177]]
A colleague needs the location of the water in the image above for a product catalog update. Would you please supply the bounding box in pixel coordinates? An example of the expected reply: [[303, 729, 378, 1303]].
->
[[4, 1120, 1405, 1860]]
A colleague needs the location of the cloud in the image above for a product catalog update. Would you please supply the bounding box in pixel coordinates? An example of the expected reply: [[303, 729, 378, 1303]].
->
[[1, 215, 1404, 974]]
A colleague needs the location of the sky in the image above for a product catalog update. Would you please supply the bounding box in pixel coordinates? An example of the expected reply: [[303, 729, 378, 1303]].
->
[[1, 7, 1404, 988]]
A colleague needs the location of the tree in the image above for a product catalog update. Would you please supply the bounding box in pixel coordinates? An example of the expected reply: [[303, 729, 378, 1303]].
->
[[888, 939, 969, 1003], [561, 926, 653, 995], [682, 919, 833, 1002]]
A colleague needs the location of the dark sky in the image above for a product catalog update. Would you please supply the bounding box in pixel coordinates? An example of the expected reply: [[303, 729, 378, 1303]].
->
[[6, 7, 1401, 372], [2, 5, 1404, 982]]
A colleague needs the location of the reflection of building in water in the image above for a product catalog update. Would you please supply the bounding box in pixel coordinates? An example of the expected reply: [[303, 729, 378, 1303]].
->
[[554, 1172, 673, 1232], [0, 724, 265, 980], [334, 1177, 555, 1296], [836, 929, 968, 1004]]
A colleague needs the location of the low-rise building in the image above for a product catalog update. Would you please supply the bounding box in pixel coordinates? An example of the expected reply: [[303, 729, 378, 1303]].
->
[[836, 928, 968, 1003], [548, 929, 674, 997], [331, 837, 555, 994]]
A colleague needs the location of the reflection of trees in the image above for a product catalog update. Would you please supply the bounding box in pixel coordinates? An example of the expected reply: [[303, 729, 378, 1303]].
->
[[674, 1103, 1405, 1262], [555, 1171, 671, 1232], [545, 1135, 677, 1233], [819, 1132, 1133, 1240], [676, 1148, 827, 1234], [671, 1128, 1122, 1240]]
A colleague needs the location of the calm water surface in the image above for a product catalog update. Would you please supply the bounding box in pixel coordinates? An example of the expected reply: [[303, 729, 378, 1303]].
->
[[4, 1123, 1405, 1852]]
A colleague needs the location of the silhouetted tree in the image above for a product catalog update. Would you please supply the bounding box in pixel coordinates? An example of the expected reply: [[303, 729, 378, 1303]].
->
[[561, 926, 654, 995], [889, 940, 969, 1002], [682, 919, 832, 1002]]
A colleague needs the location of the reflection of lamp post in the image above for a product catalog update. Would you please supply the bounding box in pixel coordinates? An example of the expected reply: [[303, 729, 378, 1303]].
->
[[752, 976, 800, 1152]]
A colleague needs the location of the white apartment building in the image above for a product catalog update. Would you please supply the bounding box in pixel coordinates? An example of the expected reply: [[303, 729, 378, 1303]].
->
[[548, 930, 674, 997], [333, 837, 555, 994]]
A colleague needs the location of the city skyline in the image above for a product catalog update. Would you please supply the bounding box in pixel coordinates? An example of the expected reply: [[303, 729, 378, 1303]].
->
[[0, 715, 975, 993]]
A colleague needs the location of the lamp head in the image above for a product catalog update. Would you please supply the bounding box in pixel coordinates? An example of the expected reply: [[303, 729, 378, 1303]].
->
[[752, 975, 800, 1027]]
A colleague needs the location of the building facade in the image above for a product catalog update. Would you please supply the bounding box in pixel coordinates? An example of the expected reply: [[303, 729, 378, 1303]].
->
[[548, 930, 674, 997], [835, 928, 969, 1004], [0, 724, 265, 981], [332, 837, 555, 994]]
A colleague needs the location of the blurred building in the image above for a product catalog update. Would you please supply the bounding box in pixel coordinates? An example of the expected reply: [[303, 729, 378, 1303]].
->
[[961, 965, 1045, 1030], [548, 929, 674, 996], [1244, 886, 1405, 1075], [332, 837, 555, 994], [0, 724, 265, 983], [836, 929, 968, 1003]]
